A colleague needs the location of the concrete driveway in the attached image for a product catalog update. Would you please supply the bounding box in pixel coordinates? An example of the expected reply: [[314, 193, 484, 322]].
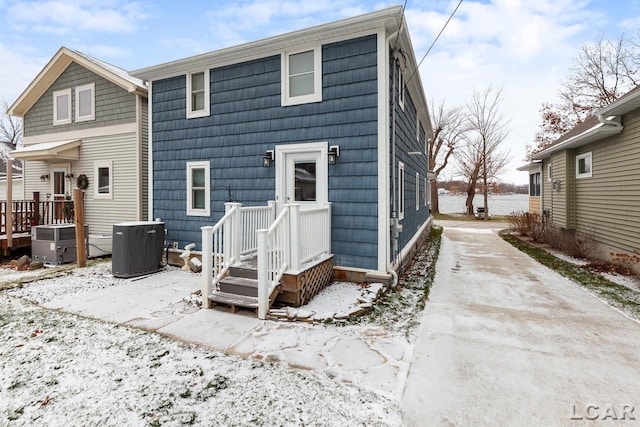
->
[[402, 221, 640, 426]]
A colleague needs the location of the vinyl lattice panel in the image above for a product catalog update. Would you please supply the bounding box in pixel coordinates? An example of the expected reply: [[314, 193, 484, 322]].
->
[[299, 257, 334, 305]]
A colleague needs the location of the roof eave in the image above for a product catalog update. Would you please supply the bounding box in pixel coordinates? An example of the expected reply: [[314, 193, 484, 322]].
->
[[132, 6, 403, 81], [532, 123, 622, 159]]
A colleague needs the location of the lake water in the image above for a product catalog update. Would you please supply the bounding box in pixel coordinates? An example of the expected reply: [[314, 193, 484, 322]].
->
[[437, 193, 528, 215]]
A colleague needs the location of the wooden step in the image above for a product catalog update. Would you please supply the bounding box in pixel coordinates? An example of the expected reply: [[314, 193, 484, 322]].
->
[[228, 265, 258, 280], [219, 276, 258, 297], [208, 286, 280, 314]]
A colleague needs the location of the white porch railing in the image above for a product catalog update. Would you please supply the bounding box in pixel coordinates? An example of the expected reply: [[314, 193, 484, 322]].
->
[[201, 201, 332, 318]]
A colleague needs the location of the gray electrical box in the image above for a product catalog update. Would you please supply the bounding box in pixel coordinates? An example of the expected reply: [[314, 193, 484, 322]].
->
[[32, 224, 88, 265], [112, 221, 165, 278]]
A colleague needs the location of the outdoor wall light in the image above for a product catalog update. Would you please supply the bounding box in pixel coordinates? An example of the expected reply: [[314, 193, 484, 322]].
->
[[262, 150, 274, 167], [328, 145, 340, 165], [65, 173, 74, 180], [40, 174, 49, 182]]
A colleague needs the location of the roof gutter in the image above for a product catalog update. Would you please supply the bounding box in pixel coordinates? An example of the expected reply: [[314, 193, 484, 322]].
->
[[597, 113, 622, 129]]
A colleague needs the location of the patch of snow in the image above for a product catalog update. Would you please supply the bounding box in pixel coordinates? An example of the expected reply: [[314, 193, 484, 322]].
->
[[302, 281, 364, 314], [549, 251, 590, 266], [601, 272, 640, 292]]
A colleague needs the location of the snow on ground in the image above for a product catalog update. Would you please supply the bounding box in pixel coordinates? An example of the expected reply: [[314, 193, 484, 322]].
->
[[0, 295, 401, 426], [601, 272, 640, 292], [1, 262, 408, 426]]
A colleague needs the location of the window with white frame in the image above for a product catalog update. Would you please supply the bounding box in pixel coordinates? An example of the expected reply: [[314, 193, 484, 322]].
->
[[398, 161, 405, 220], [282, 45, 322, 106], [529, 172, 541, 196], [94, 160, 112, 199], [398, 70, 405, 110], [424, 177, 428, 207], [547, 162, 553, 182], [187, 161, 210, 216], [187, 71, 210, 118], [53, 88, 72, 125], [75, 83, 95, 122], [416, 172, 420, 211], [576, 152, 592, 178]]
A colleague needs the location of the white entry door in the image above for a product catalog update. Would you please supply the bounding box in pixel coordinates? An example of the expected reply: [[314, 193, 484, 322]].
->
[[276, 142, 328, 210]]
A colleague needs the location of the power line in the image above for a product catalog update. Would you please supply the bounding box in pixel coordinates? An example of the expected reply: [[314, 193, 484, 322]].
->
[[393, 0, 409, 51], [406, 0, 464, 85]]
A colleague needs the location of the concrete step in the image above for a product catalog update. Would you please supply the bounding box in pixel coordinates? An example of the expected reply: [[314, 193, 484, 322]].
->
[[208, 291, 259, 312], [219, 276, 258, 297]]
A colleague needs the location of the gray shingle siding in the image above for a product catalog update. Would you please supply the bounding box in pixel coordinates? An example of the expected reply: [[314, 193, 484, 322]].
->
[[24, 62, 137, 137], [152, 35, 380, 269]]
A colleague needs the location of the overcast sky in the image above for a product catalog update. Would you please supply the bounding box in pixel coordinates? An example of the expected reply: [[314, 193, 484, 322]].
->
[[1, 0, 638, 184]]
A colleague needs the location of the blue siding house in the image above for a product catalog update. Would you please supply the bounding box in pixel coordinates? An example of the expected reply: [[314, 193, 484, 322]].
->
[[133, 7, 433, 312]]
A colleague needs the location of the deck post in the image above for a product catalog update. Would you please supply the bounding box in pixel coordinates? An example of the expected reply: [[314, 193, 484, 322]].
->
[[201, 226, 213, 308], [6, 159, 13, 252], [33, 192, 40, 226], [289, 204, 300, 270], [230, 202, 242, 264], [267, 200, 276, 222], [74, 189, 86, 267], [326, 202, 332, 254], [257, 229, 268, 319]]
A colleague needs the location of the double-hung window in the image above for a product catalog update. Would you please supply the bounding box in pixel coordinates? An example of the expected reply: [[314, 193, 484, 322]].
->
[[53, 89, 72, 125], [576, 152, 592, 179], [187, 161, 210, 216], [529, 172, 541, 196], [75, 83, 95, 122], [94, 160, 112, 199], [282, 45, 322, 106], [187, 71, 210, 118]]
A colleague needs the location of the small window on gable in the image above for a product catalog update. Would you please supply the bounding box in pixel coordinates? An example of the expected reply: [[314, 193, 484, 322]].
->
[[187, 161, 210, 216], [282, 45, 322, 106], [399, 161, 405, 220], [94, 160, 112, 199], [187, 71, 210, 118], [398, 70, 405, 110], [53, 88, 71, 125], [576, 152, 592, 179], [75, 83, 95, 122]]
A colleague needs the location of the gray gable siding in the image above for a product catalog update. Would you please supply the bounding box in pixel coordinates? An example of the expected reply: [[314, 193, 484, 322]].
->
[[24, 62, 137, 137], [152, 35, 379, 269]]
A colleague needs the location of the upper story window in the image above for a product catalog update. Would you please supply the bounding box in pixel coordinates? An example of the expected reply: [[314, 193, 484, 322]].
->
[[187, 161, 210, 216], [53, 88, 72, 125], [529, 172, 541, 196], [282, 45, 322, 106], [187, 70, 210, 118], [75, 83, 95, 122], [576, 152, 592, 179]]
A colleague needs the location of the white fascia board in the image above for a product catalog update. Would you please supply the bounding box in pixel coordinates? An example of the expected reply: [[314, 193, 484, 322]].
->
[[532, 122, 622, 159], [132, 6, 402, 82]]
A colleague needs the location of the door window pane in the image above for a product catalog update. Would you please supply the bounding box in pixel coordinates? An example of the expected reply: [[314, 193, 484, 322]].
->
[[294, 162, 316, 201], [54, 171, 65, 195]]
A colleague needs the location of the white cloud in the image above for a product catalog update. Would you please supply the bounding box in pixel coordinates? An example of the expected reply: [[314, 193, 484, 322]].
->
[[7, 0, 148, 35], [0, 43, 48, 107]]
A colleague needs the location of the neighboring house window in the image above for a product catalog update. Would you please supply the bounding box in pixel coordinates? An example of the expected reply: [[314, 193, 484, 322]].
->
[[416, 173, 420, 211], [187, 161, 210, 216], [75, 83, 95, 122], [547, 162, 552, 182], [576, 152, 592, 179], [53, 88, 72, 125], [529, 172, 541, 196], [398, 162, 405, 220], [94, 160, 112, 199], [398, 71, 405, 110], [187, 71, 210, 118], [282, 45, 322, 106]]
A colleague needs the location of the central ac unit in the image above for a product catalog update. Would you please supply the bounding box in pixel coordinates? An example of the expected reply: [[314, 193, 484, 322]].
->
[[32, 224, 88, 265]]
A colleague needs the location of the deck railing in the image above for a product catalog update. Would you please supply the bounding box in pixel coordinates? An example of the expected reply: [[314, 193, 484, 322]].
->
[[0, 199, 75, 235], [240, 201, 276, 254], [257, 207, 290, 318]]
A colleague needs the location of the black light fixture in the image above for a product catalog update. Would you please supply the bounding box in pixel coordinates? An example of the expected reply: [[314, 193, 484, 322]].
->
[[40, 174, 49, 182], [328, 145, 340, 165], [262, 150, 274, 167]]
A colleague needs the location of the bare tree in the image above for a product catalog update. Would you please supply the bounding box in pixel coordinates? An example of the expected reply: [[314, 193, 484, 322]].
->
[[428, 100, 468, 213], [457, 87, 510, 218], [1, 99, 22, 150], [529, 34, 639, 157]]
